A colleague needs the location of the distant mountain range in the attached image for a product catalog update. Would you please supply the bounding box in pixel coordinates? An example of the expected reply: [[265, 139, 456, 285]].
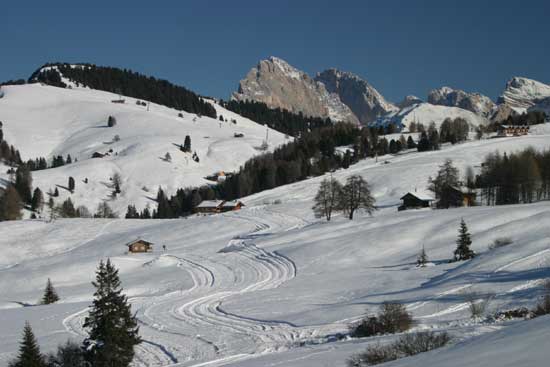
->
[[233, 56, 550, 128]]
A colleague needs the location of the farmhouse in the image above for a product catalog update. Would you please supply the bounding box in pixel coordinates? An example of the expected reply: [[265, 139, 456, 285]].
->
[[220, 200, 245, 212], [195, 200, 225, 214], [126, 239, 154, 253], [194, 200, 245, 214], [398, 190, 434, 211], [498, 125, 530, 137]]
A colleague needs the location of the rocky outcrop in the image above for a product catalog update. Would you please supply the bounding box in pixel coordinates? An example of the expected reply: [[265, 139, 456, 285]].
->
[[232, 57, 359, 124], [490, 104, 518, 123], [497, 77, 550, 110], [428, 86, 495, 118], [314, 69, 397, 124], [397, 95, 423, 109]]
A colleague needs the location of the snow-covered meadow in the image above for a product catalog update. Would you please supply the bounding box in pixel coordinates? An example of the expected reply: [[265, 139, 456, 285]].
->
[[2, 123, 550, 366]]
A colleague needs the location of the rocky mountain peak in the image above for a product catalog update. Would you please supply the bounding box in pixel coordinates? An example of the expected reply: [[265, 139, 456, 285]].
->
[[314, 68, 397, 124], [232, 57, 359, 124], [497, 76, 550, 109], [428, 86, 495, 118]]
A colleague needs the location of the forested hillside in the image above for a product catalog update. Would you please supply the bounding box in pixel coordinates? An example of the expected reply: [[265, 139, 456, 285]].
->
[[30, 63, 217, 118]]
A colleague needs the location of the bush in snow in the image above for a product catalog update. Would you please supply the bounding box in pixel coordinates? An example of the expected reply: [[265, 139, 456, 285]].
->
[[347, 331, 450, 366], [46, 340, 85, 367], [463, 290, 495, 318], [534, 279, 550, 316], [488, 237, 513, 250], [351, 302, 413, 338]]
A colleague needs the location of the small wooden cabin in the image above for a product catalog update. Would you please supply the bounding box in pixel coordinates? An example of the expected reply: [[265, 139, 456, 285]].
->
[[398, 191, 434, 211], [195, 200, 225, 214], [498, 125, 530, 137], [220, 200, 245, 212], [126, 239, 154, 253]]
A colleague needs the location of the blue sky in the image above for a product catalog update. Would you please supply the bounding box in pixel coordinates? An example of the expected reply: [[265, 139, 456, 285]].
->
[[2, 0, 549, 103]]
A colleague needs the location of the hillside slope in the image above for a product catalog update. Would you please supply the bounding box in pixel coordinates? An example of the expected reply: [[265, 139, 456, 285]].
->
[[0, 84, 287, 214], [2, 130, 550, 366]]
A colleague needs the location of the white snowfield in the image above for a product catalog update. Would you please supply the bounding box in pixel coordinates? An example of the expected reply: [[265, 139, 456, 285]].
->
[[372, 102, 488, 130], [2, 126, 550, 366], [0, 84, 287, 213]]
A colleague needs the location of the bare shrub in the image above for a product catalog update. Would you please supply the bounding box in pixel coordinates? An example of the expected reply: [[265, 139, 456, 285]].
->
[[379, 302, 413, 334], [464, 291, 495, 318], [534, 279, 550, 316], [351, 302, 413, 338], [347, 331, 450, 366], [489, 237, 513, 250], [396, 331, 450, 356]]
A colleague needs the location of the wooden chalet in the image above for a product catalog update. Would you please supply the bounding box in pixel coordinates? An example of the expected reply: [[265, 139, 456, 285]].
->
[[498, 125, 530, 137], [194, 200, 245, 214], [194, 200, 225, 214], [398, 190, 434, 211], [126, 239, 154, 253], [220, 200, 245, 212]]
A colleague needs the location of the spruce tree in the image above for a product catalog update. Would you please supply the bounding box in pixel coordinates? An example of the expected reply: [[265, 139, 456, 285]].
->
[[83, 259, 141, 367], [454, 218, 475, 261], [417, 245, 429, 267], [68, 177, 75, 193], [31, 188, 44, 212], [0, 185, 23, 221], [8, 322, 45, 367], [41, 278, 59, 305]]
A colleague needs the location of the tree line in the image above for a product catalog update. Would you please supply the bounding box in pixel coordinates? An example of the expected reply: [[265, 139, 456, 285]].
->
[[30, 63, 217, 118], [476, 147, 550, 205], [220, 99, 334, 137]]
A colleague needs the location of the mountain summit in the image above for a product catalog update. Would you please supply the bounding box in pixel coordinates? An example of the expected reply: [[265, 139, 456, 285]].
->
[[497, 76, 550, 109], [428, 86, 495, 118], [232, 57, 360, 124], [314, 68, 397, 124]]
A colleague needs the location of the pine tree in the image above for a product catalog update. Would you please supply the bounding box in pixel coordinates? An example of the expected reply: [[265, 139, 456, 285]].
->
[[68, 177, 75, 193], [107, 115, 117, 127], [0, 185, 23, 221], [15, 164, 33, 204], [454, 218, 475, 261], [183, 135, 191, 152], [41, 278, 59, 305], [53, 188, 59, 197], [8, 322, 45, 367], [417, 245, 429, 267], [31, 188, 44, 213], [83, 259, 141, 367], [47, 197, 56, 222]]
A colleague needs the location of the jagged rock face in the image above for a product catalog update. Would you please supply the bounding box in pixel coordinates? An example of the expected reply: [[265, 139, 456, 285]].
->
[[497, 77, 550, 109], [232, 57, 359, 124], [397, 95, 423, 109], [490, 103, 518, 122], [428, 86, 495, 118], [314, 69, 397, 124]]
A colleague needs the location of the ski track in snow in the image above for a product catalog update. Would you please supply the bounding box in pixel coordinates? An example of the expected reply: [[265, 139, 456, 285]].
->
[[61, 208, 327, 366]]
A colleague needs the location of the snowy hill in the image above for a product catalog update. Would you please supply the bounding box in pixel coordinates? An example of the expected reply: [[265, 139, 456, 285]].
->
[[371, 102, 489, 130], [2, 129, 550, 366], [0, 83, 287, 213]]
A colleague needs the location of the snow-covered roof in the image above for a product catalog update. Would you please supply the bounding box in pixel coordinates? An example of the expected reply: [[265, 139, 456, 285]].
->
[[196, 200, 225, 208], [401, 190, 434, 201], [222, 200, 244, 208]]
